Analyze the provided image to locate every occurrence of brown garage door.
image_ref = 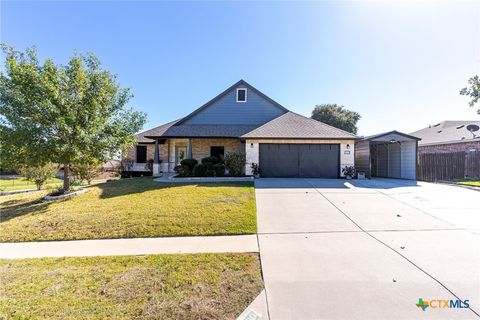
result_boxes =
[259,143,339,178]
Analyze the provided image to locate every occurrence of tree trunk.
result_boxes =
[63,164,70,192]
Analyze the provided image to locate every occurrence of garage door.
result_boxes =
[259,144,339,178]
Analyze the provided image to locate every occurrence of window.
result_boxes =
[236,88,247,102]
[210,146,225,159]
[136,145,147,163]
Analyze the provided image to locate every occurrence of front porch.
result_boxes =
[131,138,243,176]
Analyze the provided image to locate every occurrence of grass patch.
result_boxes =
[0,253,263,319]
[0,177,63,191]
[0,177,256,242]
[456,179,480,187]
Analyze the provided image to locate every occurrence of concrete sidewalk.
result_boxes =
[0,235,259,259]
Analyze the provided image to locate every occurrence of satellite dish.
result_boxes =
[466,124,479,138]
[466,124,479,132]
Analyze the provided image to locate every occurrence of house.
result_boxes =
[410,121,480,154]
[410,121,480,180]
[127,80,357,178]
[354,131,420,180]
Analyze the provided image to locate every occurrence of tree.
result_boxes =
[20,163,57,190]
[224,151,246,177]
[311,104,361,134]
[71,163,103,185]
[460,75,480,114]
[0,45,146,192]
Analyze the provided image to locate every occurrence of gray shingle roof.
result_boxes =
[160,125,258,137]
[361,130,420,142]
[241,112,358,139]
[137,119,180,143]
[410,120,480,146]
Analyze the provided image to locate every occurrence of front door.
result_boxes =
[175,146,187,164]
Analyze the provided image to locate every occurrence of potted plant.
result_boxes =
[251,163,260,178]
[342,165,356,179]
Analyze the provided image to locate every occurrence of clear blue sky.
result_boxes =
[1,1,479,135]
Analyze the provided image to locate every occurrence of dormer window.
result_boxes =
[236,88,247,103]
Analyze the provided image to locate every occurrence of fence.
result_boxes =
[417,151,480,181]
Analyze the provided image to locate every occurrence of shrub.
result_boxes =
[72,163,103,184]
[180,158,198,172]
[224,152,246,177]
[201,156,222,165]
[20,163,57,190]
[213,164,225,177]
[120,158,134,178]
[251,163,260,176]
[174,165,190,177]
[192,163,207,177]
[144,159,154,172]
[342,165,356,178]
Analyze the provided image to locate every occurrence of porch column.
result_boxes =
[153,138,160,176]
[187,138,193,159]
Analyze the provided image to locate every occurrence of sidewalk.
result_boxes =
[0,235,259,259]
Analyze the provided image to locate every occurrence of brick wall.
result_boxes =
[191,138,242,160]
[418,141,480,154]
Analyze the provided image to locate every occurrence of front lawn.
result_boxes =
[0,176,63,191]
[0,177,256,242]
[456,179,480,187]
[0,253,263,319]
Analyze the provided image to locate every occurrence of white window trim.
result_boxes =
[236,88,247,103]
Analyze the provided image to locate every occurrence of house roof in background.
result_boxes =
[242,112,358,139]
[410,120,480,146]
[160,124,258,138]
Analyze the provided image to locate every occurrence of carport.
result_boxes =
[355,131,420,179]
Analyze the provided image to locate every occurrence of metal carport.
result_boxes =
[355,131,421,179]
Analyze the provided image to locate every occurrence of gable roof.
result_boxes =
[361,130,421,142]
[242,112,358,139]
[175,80,289,125]
[410,120,480,146]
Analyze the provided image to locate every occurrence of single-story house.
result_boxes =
[410,120,480,154]
[127,80,357,178]
[354,131,420,180]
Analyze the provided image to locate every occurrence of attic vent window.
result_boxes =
[236,88,247,103]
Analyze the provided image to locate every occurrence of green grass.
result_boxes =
[0,177,63,191]
[456,179,480,187]
[0,253,263,320]
[0,177,257,242]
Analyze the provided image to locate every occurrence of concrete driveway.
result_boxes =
[255,178,480,320]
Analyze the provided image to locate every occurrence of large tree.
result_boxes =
[0,46,146,191]
[311,104,361,134]
[460,75,480,114]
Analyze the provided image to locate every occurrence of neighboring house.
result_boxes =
[410,120,480,154]
[127,80,357,178]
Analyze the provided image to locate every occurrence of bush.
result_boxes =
[192,163,206,177]
[174,165,190,177]
[213,164,225,177]
[342,165,356,178]
[201,156,222,165]
[180,158,198,172]
[224,152,246,177]
[72,163,103,184]
[20,163,57,190]
[144,159,154,172]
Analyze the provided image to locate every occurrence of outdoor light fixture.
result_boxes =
[250,143,254,148]
[346,144,350,149]
[389,139,397,143]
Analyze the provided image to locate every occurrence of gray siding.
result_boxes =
[183,85,286,125]
[388,143,401,178]
[354,140,370,178]
[401,141,417,179]
[376,144,388,177]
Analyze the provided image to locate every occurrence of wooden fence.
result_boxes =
[417,151,480,181]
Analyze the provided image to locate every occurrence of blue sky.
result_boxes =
[1,1,479,135]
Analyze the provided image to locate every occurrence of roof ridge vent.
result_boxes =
[456,125,465,129]
[433,123,441,127]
